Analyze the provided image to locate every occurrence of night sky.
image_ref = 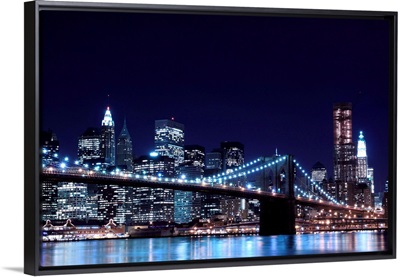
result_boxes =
[40,10,390,192]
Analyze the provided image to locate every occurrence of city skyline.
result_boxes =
[40,10,390,192]
[42,103,387,193]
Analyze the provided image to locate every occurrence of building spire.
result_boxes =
[357,131,367,158]
[119,117,131,138]
[102,106,114,127]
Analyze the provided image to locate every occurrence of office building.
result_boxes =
[116,118,133,171]
[98,184,127,225]
[132,154,175,223]
[311,161,327,183]
[201,142,245,220]
[333,103,357,205]
[41,181,58,221]
[56,182,88,220]
[205,149,223,176]
[368,168,375,193]
[78,127,102,166]
[174,145,205,223]
[357,131,368,183]
[155,119,184,168]
[101,107,116,165]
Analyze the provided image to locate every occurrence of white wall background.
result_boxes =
[0,0,398,276]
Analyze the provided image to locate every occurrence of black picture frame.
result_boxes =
[24,0,397,275]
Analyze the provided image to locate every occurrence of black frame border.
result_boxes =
[24,1,398,275]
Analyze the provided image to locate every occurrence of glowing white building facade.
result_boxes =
[101,107,116,165]
[311,161,327,183]
[357,131,368,183]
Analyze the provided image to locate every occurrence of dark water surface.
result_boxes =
[41,232,388,267]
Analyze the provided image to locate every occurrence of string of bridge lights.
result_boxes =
[293,159,340,205]
[44,156,289,189]
[206,156,287,184]
[46,155,338,206]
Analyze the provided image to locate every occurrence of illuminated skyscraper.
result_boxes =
[202,149,224,219]
[175,145,205,223]
[311,162,327,183]
[368,168,375,193]
[357,131,368,182]
[155,119,184,168]
[333,103,357,205]
[41,130,60,220]
[41,181,58,221]
[101,107,116,165]
[98,184,127,224]
[132,154,175,223]
[354,131,373,207]
[116,118,133,171]
[56,182,88,220]
[78,127,102,166]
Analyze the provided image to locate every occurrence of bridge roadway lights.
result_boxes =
[259,197,296,236]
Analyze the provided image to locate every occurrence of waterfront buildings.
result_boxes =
[41,130,60,221]
[174,145,205,223]
[41,181,58,221]
[201,142,246,220]
[97,184,127,225]
[131,154,175,223]
[56,182,88,220]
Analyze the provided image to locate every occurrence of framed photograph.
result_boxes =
[24,0,397,275]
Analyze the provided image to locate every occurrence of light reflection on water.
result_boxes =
[41,232,388,267]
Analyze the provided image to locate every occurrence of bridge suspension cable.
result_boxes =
[293,159,339,205]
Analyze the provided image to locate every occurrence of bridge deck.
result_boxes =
[41,169,366,213]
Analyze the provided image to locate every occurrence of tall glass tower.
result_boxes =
[101,107,115,166]
[333,102,357,205]
[116,118,133,171]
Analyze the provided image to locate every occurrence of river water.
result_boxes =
[40,231,388,267]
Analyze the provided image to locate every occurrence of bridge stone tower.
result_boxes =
[258,154,296,236]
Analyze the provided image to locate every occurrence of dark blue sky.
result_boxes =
[40,10,391,192]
